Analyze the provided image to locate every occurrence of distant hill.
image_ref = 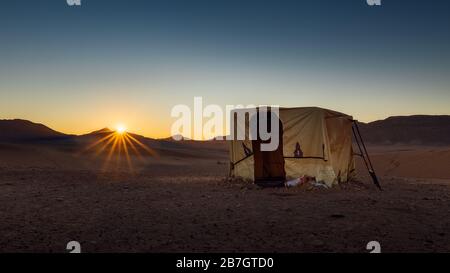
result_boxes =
[84,128,113,135]
[0,119,69,142]
[2,115,449,146]
[159,135,192,141]
[358,115,450,145]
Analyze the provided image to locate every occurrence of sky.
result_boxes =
[0,0,449,138]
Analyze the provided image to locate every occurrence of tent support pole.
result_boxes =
[228,162,234,180]
[352,121,382,190]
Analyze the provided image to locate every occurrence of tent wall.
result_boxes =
[229,107,354,187]
[325,114,355,183]
[229,139,254,180]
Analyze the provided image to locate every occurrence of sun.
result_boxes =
[116,124,127,134]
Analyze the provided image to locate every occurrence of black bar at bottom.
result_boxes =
[0,253,447,272]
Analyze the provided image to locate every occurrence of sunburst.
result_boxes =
[81,127,158,172]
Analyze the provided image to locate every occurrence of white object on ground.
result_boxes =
[310,181,330,189]
[285,178,301,187]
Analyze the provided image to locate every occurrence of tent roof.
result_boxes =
[231,106,353,120]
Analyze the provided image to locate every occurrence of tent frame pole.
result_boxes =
[352,120,382,190]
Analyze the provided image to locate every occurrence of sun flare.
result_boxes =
[116,124,127,134]
[81,124,158,173]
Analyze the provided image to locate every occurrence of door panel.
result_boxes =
[252,111,285,186]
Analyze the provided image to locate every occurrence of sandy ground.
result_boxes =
[0,142,450,253]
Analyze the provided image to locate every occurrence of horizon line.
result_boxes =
[2,112,450,140]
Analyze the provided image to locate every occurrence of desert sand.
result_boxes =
[0,141,450,253]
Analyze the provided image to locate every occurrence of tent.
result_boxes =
[228,107,380,188]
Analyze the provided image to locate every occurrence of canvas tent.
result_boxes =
[228,107,359,188]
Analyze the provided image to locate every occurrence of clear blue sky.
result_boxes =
[0,0,449,137]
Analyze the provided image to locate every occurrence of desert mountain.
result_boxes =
[2,115,449,146]
[85,128,114,135]
[358,115,450,145]
[0,119,69,142]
